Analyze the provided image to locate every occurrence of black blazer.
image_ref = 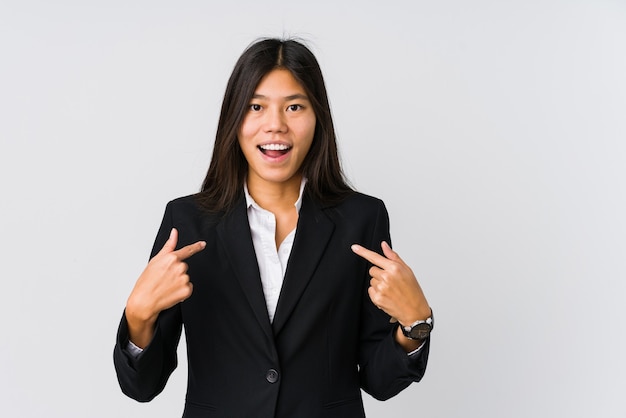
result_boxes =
[114,191,429,417]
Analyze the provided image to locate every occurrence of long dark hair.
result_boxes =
[197,38,352,212]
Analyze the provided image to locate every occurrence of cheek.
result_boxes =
[236,133,253,162]
[298,132,315,161]
[237,128,249,145]
[238,117,257,143]
[299,117,316,146]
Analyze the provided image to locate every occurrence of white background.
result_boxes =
[1,0,625,417]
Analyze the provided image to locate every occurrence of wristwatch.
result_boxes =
[400,309,434,340]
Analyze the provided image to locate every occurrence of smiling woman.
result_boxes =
[197,39,353,214]
[237,68,318,247]
[238,68,316,193]
[113,38,433,418]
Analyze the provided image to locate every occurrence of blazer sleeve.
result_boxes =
[113,202,184,402]
[357,201,430,400]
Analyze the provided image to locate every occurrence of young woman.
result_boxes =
[114,38,433,418]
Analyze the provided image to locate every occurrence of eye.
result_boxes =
[287,104,303,112]
[249,104,262,112]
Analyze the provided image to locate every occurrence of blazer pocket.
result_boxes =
[323,395,362,409]
[322,395,365,418]
[184,400,218,415]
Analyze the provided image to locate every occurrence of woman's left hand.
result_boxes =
[351,241,431,326]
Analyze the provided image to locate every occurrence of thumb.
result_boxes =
[381,241,400,261]
[159,228,178,254]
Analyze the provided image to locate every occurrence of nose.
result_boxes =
[264,106,287,133]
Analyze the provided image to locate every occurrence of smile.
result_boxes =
[258,143,292,158]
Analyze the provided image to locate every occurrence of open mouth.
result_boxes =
[258,143,292,158]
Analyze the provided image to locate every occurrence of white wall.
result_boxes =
[1,1,625,417]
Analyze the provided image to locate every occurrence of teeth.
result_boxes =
[259,144,290,151]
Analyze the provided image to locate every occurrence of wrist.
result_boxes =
[399,308,434,341]
[397,305,432,327]
[394,325,423,352]
[125,294,159,324]
[125,309,157,350]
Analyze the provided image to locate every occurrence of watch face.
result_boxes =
[409,323,432,340]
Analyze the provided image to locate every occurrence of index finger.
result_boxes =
[173,240,206,260]
[351,243,392,269]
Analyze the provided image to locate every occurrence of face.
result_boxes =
[238,68,316,189]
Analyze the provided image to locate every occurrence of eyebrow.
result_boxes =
[251,93,310,101]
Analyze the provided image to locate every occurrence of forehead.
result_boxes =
[253,68,308,98]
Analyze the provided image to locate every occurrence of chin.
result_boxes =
[258,171,300,185]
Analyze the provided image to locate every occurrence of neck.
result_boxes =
[246,174,303,212]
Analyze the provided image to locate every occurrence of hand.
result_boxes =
[351,241,430,326]
[125,228,206,347]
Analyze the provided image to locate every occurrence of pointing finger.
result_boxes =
[351,243,392,269]
[174,240,207,261]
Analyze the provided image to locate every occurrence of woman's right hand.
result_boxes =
[125,228,206,348]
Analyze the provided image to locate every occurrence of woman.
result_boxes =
[114,38,433,417]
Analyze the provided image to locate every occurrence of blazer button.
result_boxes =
[266,369,279,383]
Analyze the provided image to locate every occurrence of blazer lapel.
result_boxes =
[272,194,335,336]
[216,196,274,342]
